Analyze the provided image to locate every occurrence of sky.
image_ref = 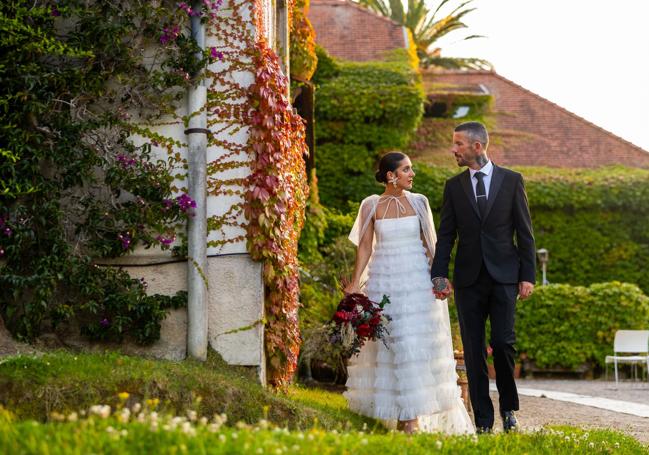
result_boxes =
[433,0,649,152]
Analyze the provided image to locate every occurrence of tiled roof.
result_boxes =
[416,70,649,168]
[307,0,408,62]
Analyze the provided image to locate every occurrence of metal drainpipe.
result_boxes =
[186,1,208,361]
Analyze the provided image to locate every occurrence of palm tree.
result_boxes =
[355,0,491,69]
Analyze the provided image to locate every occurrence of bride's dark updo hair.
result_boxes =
[375,151,408,183]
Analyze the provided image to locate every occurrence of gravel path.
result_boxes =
[486,379,649,444]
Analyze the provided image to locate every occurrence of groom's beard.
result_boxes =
[454,154,468,166]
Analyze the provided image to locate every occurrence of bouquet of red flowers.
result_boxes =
[328,293,391,358]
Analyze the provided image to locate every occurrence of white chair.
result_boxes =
[605,330,649,387]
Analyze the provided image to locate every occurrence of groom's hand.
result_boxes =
[518,281,534,299]
[433,277,453,299]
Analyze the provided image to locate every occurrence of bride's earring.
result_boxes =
[390,176,398,188]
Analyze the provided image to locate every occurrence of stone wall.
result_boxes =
[98,248,266,384]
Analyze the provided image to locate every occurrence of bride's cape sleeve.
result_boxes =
[348,195,379,290]
[348,195,379,247]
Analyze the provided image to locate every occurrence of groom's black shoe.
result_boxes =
[476,426,492,434]
[501,411,518,433]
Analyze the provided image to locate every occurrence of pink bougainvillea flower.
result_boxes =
[117,232,131,250]
[156,234,176,246]
[210,47,224,61]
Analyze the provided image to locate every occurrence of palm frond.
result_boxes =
[421,56,493,71]
[352,0,484,69]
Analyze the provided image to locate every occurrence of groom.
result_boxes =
[431,121,536,433]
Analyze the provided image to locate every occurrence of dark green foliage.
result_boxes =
[0,1,192,343]
[313,47,424,210]
[517,282,649,369]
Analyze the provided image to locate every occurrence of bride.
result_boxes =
[343,151,474,434]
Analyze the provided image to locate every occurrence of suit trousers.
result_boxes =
[455,262,519,429]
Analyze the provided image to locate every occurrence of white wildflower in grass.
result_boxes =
[106,426,115,434]
[435,440,442,449]
[67,412,78,422]
[471,435,479,444]
[169,416,187,430]
[132,403,142,413]
[564,436,571,442]
[307,434,314,441]
[360,439,368,445]
[258,419,270,430]
[199,417,208,426]
[615,443,620,448]
[120,429,128,437]
[181,422,196,436]
[150,412,159,422]
[589,442,595,448]
[256,449,263,454]
[50,412,65,422]
[187,410,197,422]
[232,432,238,439]
[208,423,221,433]
[137,412,146,423]
[362,423,368,431]
[292,445,300,451]
[118,408,131,423]
[90,405,111,419]
[150,422,159,432]
[219,434,227,443]
[296,433,304,440]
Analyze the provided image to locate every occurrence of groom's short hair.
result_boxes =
[455,121,489,149]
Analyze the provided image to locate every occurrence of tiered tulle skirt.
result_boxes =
[343,216,474,434]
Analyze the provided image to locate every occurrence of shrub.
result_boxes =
[516,282,649,370]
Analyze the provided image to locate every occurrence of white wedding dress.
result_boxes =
[343,214,474,434]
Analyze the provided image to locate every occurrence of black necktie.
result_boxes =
[475,171,487,218]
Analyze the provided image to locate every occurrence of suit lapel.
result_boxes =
[459,169,480,219]
[483,164,504,223]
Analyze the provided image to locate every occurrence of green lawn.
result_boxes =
[0,351,646,454]
[0,350,377,431]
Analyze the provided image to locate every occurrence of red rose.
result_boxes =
[334,310,353,322]
[356,323,371,338]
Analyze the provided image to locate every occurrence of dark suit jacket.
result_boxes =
[430,164,536,288]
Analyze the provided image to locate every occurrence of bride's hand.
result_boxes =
[344,283,361,295]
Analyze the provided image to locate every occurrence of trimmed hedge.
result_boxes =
[313,46,424,210]
[516,282,649,369]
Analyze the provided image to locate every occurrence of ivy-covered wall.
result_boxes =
[312,46,425,211]
[0,0,198,344]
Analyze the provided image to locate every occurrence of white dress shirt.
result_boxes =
[469,160,493,201]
